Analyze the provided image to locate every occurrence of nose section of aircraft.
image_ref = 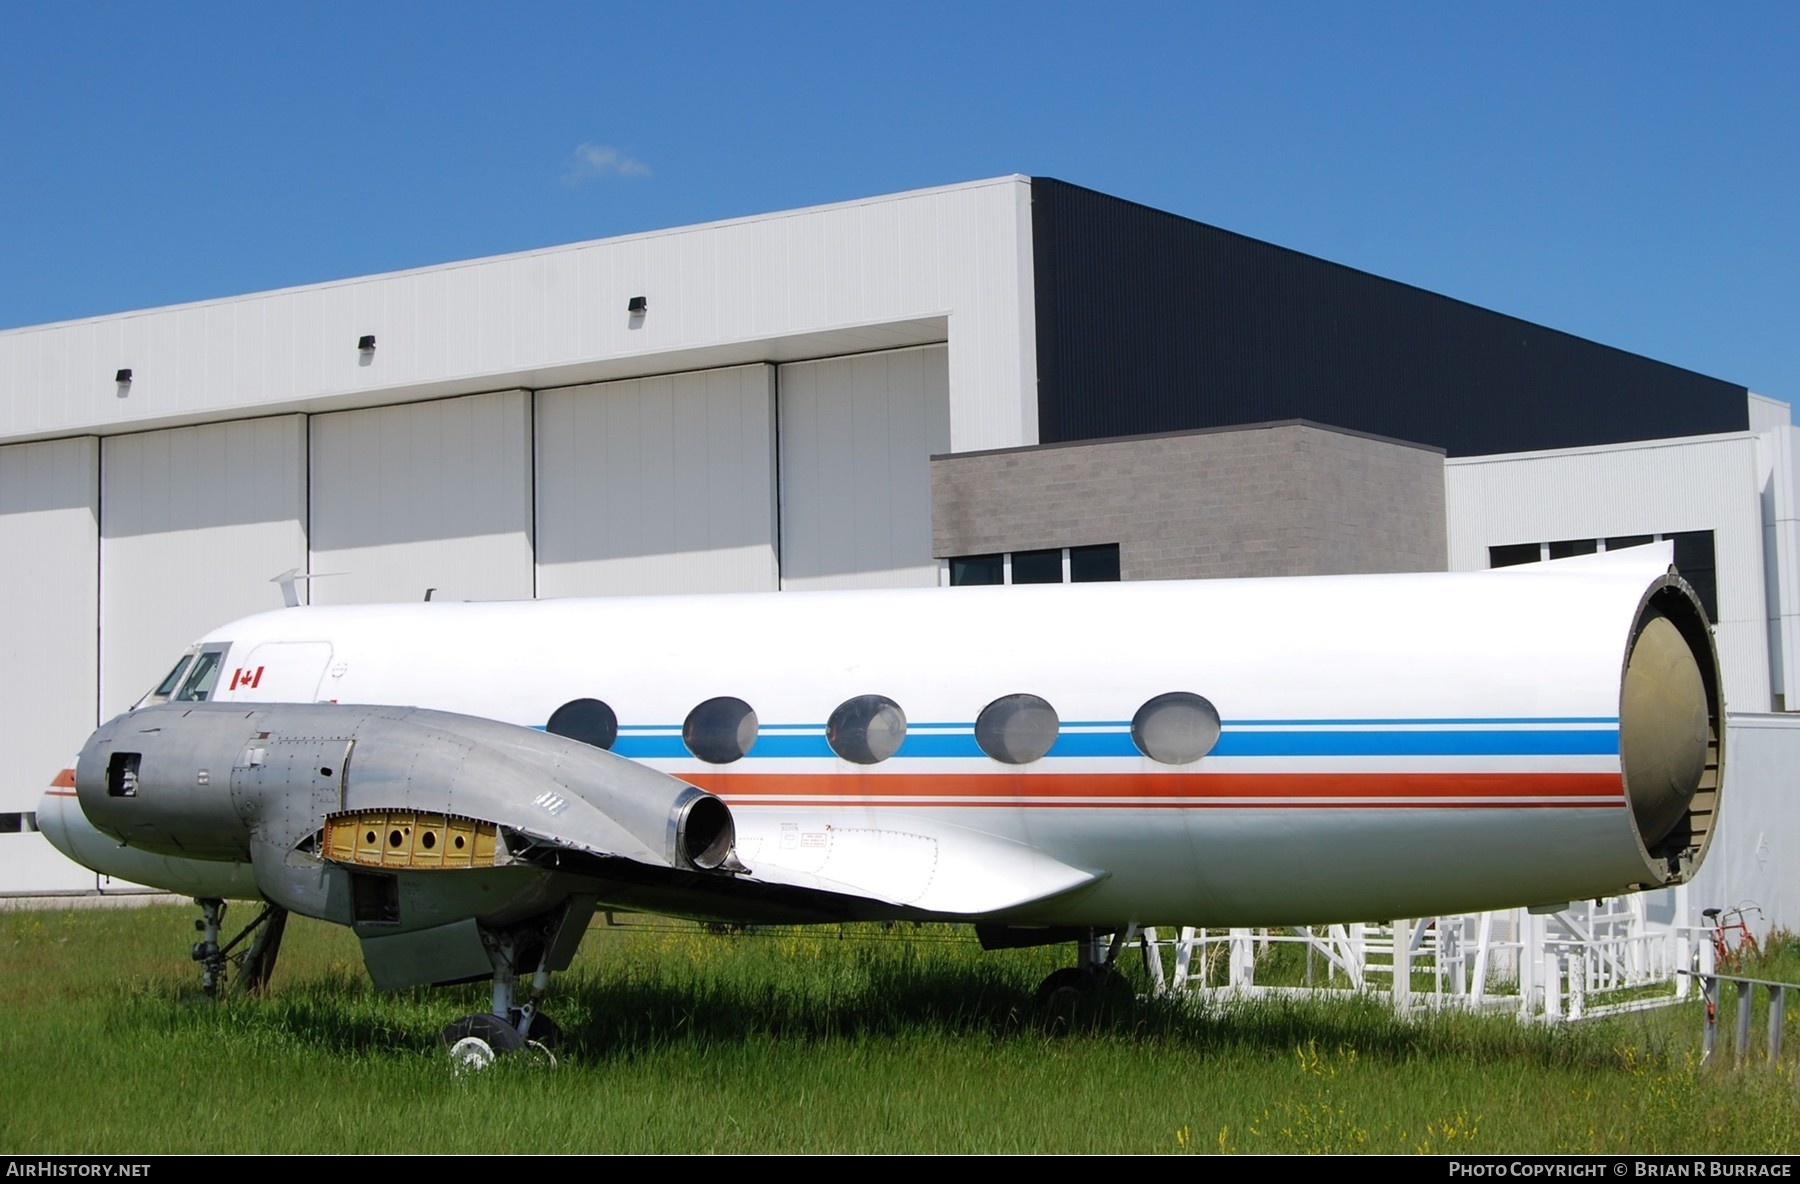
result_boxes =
[36,768,82,864]
[36,755,263,899]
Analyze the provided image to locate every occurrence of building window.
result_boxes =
[1487,532,1718,621]
[1010,549,1063,585]
[1069,544,1122,583]
[1488,543,1542,569]
[1546,539,1597,560]
[946,545,1121,586]
[949,554,1004,586]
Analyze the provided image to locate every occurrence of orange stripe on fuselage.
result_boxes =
[684,771,1623,803]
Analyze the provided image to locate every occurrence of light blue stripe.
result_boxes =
[610,735,691,759]
[892,734,985,758]
[905,728,1623,760]
[1046,732,1136,758]
[551,721,1620,760]
[1212,729,1619,757]
[1225,717,1620,727]
[743,733,834,758]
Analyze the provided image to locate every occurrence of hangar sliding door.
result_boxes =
[535,365,778,598]
[310,391,534,605]
[100,417,308,718]
[778,345,949,590]
[0,438,99,890]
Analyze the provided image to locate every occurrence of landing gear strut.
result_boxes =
[441,930,560,1070]
[191,898,290,997]
[1034,926,1138,1019]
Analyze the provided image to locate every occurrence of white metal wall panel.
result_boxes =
[1694,713,1800,933]
[779,345,950,591]
[0,177,1036,453]
[1445,434,1772,711]
[536,366,777,597]
[1747,392,1790,433]
[100,417,308,718]
[310,391,533,604]
[1756,426,1800,704]
[0,437,97,813]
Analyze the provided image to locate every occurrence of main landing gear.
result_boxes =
[1034,926,1138,1021]
[191,898,289,997]
[441,930,561,1071]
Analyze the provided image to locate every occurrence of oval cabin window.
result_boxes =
[1131,692,1222,764]
[684,697,759,764]
[546,698,619,750]
[827,694,908,764]
[974,693,1059,765]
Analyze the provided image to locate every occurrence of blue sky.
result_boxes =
[4,3,1795,404]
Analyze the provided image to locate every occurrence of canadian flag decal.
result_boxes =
[229,666,265,691]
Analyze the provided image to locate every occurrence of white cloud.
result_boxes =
[563,142,652,184]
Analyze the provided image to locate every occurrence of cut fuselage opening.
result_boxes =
[1618,575,1723,883]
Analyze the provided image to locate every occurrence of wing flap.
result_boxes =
[734,824,1104,916]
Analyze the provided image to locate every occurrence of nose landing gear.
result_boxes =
[190,898,290,997]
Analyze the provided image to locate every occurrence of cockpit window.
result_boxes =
[174,649,228,702]
[152,655,194,699]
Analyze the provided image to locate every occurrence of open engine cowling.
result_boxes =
[74,701,739,921]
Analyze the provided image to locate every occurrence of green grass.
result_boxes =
[1,905,1796,1154]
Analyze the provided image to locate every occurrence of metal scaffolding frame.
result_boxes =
[1139,886,1699,1022]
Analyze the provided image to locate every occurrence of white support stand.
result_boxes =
[1139,884,1691,1023]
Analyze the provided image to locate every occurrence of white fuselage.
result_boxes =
[40,552,1719,927]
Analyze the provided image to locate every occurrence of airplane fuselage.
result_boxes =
[41,554,1723,936]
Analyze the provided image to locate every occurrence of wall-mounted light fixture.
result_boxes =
[357,335,377,353]
[115,368,133,383]
[627,296,648,314]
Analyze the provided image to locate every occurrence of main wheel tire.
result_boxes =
[521,1011,563,1048]
[1034,967,1093,1011]
[442,1012,526,1055]
[1033,967,1135,1022]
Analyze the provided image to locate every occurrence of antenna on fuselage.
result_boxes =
[269,568,346,609]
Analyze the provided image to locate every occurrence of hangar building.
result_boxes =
[1,175,1791,927]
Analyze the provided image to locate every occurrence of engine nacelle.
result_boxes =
[75,702,739,880]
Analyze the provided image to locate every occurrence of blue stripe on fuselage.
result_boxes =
[566,722,1619,760]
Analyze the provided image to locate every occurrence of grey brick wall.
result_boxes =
[930,421,1446,579]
